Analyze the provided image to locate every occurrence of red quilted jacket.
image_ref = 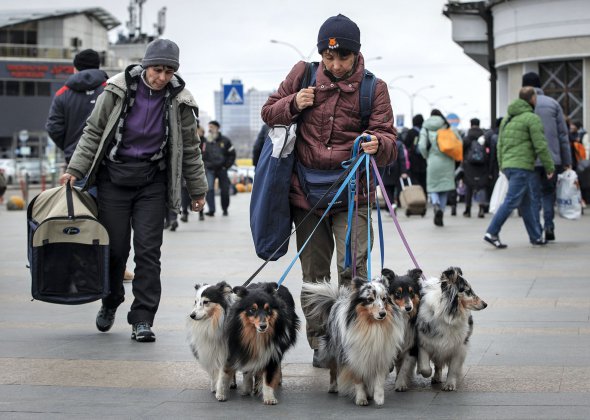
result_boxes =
[261,53,397,210]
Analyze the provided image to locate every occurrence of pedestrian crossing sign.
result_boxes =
[223,83,244,105]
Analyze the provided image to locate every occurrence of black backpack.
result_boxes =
[467,136,486,165]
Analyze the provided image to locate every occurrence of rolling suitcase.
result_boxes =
[399,178,427,217]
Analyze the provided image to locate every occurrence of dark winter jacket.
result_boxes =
[203,134,236,170]
[403,126,426,174]
[532,88,571,167]
[46,69,108,162]
[261,53,397,210]
[252,124,270,167]
[462,127,490,189]
[380,141,408,186]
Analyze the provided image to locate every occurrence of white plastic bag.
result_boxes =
[489,172,508,214]
[556,169,582,219]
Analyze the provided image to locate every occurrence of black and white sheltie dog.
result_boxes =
[416,267,487,391]
[186,281,236,392]
[301,277,405,406]
[381,268,423,392]
[217,282,299,405]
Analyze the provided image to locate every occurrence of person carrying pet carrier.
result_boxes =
[261,14,396,366]
[61,38,208,342]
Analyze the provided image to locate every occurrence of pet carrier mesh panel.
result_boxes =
[27,184,109,304]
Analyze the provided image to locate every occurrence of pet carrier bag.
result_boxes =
[27,183,109,304]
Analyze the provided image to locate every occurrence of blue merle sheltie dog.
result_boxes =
[301,277,405,406]
[216,282,299,405]
[381,268,423,392]
[186,281,236,392]
[416,267,487,391]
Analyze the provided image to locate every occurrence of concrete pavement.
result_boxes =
[1,188,589,419]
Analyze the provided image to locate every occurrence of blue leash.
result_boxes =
[277,153,369,288]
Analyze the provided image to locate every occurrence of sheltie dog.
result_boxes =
[381,268,423,392]
[186,281,236,392]
[416,267,487,391]
[217,282,299,405]
[301,277,405,406]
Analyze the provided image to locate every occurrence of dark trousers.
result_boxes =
[97,178,166,325]
[533,165,562,231]
[205,167,230,214]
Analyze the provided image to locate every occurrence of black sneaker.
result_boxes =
[131,321,156,342]
[170,221,178,232]
[205,211,215,217]
[434,208,444,226]
[180,213,188,223]
[531,238,548,246]
[222,210,228,216]
[545,228,555,241]
[199,211,205,221]
[96,305,117,332]
[484,233,507,249]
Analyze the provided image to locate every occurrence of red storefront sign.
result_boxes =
[5,64,74,79]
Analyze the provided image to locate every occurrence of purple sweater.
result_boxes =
[117,78,166,160]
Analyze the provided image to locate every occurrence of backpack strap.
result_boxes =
[302,63,376,131]
[359,69,376,131]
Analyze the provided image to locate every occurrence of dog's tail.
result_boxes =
[301,281,341,327]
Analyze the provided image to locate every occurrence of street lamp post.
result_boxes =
[390,84,435,119]
[270,39,315,60]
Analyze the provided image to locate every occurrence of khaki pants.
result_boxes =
[293,206,373,349]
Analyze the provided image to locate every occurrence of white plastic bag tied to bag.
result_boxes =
[489,172,508,214]
[556,169,582,219]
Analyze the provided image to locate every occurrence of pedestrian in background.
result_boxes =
[203,120,236,216]
[522,72,571,241]
[60,38,207,342]
[484,87,554,248]
[462,118,490,218]
[252,123,270,168]
[418,109,460,226]
[261,14,396,365]
[403,114,427,193]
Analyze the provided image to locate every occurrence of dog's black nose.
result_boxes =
[405,305,413,312]
[379,311,386,318]
[258,323,267,331]
[190,313,196,319]
[482,301,488,309]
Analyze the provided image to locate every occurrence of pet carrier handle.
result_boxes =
[65,182,75,219]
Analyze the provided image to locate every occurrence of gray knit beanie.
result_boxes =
[142,39,180,71]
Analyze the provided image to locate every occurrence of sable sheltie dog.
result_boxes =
[416,267,487,391]
[301,277,405,406]
[381,268,423,392]
[217,282,299,405]
[186,281,236,392]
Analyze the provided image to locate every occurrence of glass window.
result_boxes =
[37,82,50,96]
[9,30,25,45]
[23,81,35,96]
[5,81,19,96]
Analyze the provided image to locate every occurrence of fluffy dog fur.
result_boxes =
[186,281,236,392]
[217,282,299,405]
[301,277,405,406]
[416,267,487,391]
[381,268,423,392]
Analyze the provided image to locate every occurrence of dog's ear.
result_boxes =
[376,275,389,289]
[261,282,277,295]
[194,283,203,291]
[442,267,462,283]
[381,268,396,282]
[408,268,423,282]
[233,286,249,298]
[218,281,234,296]
[351,277,367,291]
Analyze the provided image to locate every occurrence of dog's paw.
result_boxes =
[328,383,338,393]
[215,392,227,402]
[240,388,252,396]
[394,381,408,392]
[441,381,457,391]
[263,397,278,405]
[355,397,369,406]
[374,396,384,406]
[230,382,237,389]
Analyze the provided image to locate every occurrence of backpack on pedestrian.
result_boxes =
[27,183,110,304]
[466,135,487,165]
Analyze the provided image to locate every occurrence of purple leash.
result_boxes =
[370,157,423,274]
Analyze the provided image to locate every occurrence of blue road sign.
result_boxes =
[223,83,244,105]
